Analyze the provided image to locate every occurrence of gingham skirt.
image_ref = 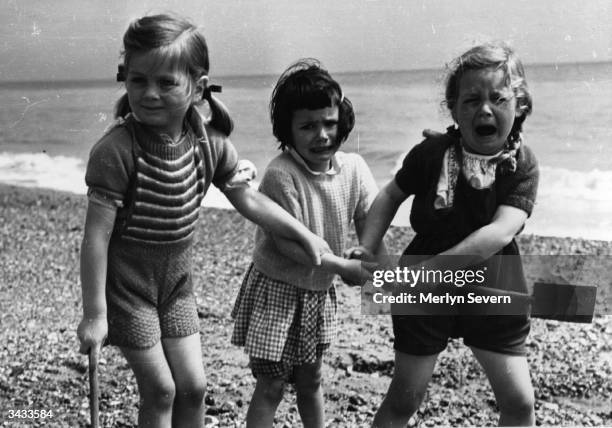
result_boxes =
[231,264,337,365]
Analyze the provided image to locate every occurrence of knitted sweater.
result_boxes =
[252,150,378,291]
[394,131,539,238]
[85,114,239,244]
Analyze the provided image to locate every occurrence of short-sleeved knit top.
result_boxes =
[394,130,539,292]
[252,150,378,291]
[85,112,239,245]
[394,131,538,245]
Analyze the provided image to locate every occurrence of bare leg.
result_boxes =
[294,360,324,428]
[372,351,439,428]
[246,376,285,428]
[121,343,175,428]
[163,334,207,428]
[470,346,535,426]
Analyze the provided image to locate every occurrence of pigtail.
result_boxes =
[203,87,234,136]
[114,93,131,119]
[491,108,527,174]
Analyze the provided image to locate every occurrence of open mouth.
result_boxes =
[475,124,497,136]
[310,146,333,154]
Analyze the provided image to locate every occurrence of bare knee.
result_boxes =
[295,366,322,396]
[257,377,285,404]
[387,385,425,417]
[175,375,207,408]
[142,379,176,410]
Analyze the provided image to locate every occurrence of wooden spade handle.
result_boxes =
[89,348,100,428]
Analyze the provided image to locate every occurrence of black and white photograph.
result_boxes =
[1,0,611,426]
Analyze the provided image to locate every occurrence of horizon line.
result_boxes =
[1,59,610,88]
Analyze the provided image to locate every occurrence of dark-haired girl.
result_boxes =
[231,58,378,427]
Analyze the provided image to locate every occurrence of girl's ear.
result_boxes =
[194,75,209,100]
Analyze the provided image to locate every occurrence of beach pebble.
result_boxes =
[204,415,219,426]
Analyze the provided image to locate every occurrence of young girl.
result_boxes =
[76,15,329,428]
[354,43,539,426]
[231,59,378,427]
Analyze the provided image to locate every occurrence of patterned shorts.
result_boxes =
[231,265,337,374]
[106,239,200,349]
[249,344,328,383]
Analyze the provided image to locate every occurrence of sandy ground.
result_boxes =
[0,184,611,427]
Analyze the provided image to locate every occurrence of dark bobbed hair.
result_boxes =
[270,58,355,150]
[444,42,533,144]
[114,14,233,136]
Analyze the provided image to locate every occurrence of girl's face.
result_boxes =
[290,106,339,172]
[126,52,204,140]
[452,67,520,155]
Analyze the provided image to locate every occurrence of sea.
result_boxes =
[1,62,611,240]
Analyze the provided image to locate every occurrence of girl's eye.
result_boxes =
[463,97,479,105]
[128,76,146,84]
[494,96,508,105]
[324,120,338,128]
[160,79,179,88]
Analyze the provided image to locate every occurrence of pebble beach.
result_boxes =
[0,183,611,427]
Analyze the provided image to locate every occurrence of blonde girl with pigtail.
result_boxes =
[77,14,329,427]
[351,42,539,426]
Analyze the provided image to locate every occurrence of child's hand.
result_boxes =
[422,128,444,139]
[344,245,376,262]
[302,232,332,266]
[225,159,257,189]
[340,258,378,286]
[77,316,108,355]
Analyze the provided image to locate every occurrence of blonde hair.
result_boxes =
[114,14,233,135]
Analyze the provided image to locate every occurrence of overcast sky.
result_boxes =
[2,0,611,81]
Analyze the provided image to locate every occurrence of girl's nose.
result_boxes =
[143,84,160,99]
[478,101,493,116]
[317,126,329,141]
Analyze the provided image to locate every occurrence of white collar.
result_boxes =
[287,147,341,176]
[461,146,503,161]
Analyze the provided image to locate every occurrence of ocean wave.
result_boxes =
[539,166,612,202]
[1,151,610,240]
[2,152,610,202]
[0,152,241,210]
[0,152,87,195]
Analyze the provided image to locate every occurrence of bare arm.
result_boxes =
[271,235,374,285]
[224,185,329,265]
[354,216,389,257]
[358,179,408,255]
[422,204,527,270]
[447,205,526,257]
[354,182,526,271]
[77,201,116,354]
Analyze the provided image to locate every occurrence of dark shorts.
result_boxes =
[249,344,328,383]
[392,314,530,356]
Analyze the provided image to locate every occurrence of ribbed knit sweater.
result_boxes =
[85,114,239,244]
